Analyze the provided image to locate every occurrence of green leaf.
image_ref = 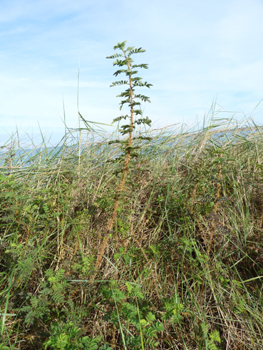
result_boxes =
[209,330,221,343]
[113,59,129,67]
[106,53,123,59]
[56,333,69,349]
[110,80,129,87]
[125,282,133,293]
[133,94,151,102]
[126,70,138,76]
[155,322,165,332]
[113,41,127,50]
[146,312,155,322]
[134,117,152,126]
[127,48,146,56]
[134,110,143,116]
[112,115,129,123]
[140,319,148,327]
[4,192,13,199]
[116,91,130,98]
[131,76,142,81]
[0,345,10,350]
[113,69,127,77]
[131,63,149,69]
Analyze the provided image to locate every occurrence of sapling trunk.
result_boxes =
[90,41,152,281]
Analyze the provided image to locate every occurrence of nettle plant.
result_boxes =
[92,41,152,278]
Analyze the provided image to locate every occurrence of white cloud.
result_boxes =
[0,0,262,145]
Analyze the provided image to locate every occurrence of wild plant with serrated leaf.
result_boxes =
[91,41,152,280]
[17,269,70,326]
[44,321,103,350]
[101,282,165,349]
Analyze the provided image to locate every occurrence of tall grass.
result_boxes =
[1,112,263,349]
[1,42,263,349]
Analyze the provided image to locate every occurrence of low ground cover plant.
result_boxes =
[0,41,263,349]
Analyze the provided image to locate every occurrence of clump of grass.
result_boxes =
[0,42,263,349]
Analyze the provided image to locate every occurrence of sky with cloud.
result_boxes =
[1,0,263,145]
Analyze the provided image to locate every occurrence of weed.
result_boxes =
[91,41,152,281]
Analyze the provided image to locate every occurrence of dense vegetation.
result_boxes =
[0,42,263,349]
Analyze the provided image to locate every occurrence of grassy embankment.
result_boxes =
[1,116,263,350]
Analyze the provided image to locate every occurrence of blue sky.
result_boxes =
[1,0,263,145]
